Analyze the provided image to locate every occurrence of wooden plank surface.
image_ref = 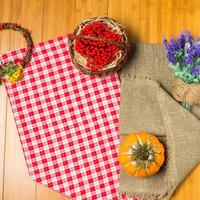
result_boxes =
[2,1,43,200]
[0,0,200,199]
[0,1,12,200]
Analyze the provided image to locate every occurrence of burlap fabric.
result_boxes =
[119,44,200,200]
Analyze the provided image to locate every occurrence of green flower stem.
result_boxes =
[181,102,191,110]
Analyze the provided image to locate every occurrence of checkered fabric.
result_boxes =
[1,35,137,200]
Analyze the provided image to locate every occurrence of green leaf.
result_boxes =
[195,57,200,65]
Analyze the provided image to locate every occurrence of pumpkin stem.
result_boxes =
[138,150,149,160]
[132,145,150,161]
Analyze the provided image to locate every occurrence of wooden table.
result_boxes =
[0,0,200,200]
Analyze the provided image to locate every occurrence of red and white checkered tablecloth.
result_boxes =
[1,35,137,200]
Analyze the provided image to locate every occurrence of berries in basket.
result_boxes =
[69,16,129,76]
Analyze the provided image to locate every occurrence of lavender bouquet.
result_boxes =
[163,31,200,108]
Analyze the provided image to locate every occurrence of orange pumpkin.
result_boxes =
[118,132,165,177]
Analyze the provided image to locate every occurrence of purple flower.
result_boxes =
[184,46,196,65]
[163,38,169,49]
[178,31,193,49]
[163,30,198,65]
[167,52,177,64]
[163,36,182,64]
[177,34,186,49]
[181,30,193,43]
[192,65,200,75]
[195,44,200,55]
[163,30,200,83]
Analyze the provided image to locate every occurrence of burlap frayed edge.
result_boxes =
[122,74,160,88]
[157,86,178,187]
[120,191,160,200]
[157,85,178,200]
[120,77,178,200]
[120,189,174,200]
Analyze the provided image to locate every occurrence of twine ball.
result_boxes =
[69,16,129,76]
[172,79,200,105]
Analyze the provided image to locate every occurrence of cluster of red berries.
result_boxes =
[74,21,122,71]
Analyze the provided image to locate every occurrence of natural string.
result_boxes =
[172,79,200,106]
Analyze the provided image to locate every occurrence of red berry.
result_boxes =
[74,21,122,71]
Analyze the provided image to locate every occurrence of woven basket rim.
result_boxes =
[69,16,129,76]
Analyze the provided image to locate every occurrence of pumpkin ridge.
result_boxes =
[119,132,165,177]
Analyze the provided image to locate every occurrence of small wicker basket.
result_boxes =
[69,16,129,76]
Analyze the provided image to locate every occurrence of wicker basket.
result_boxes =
[69,16,129,76]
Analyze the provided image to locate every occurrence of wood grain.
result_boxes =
[0,0,200,199]
[42,0,76,40]
[75,0,108,25]
[0,1,11,200]
[3,1,43,200]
